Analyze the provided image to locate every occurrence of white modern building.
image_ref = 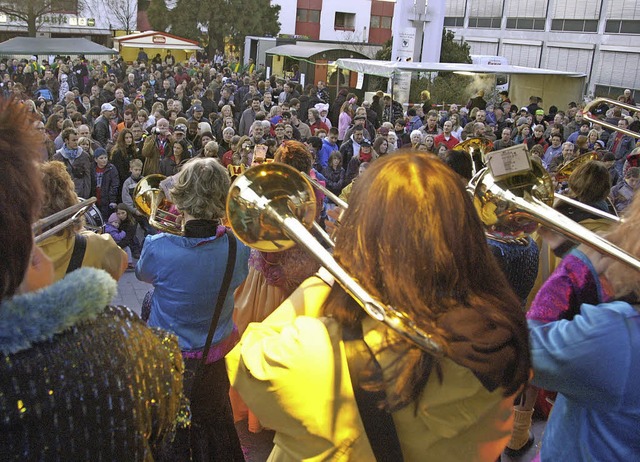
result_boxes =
[443,0,640,98]
[273,0,640,99]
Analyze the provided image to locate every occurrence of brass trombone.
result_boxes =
[583,97,640,138]
[226,163,443,356]
[33,197,97,243]
[468,162,640,272]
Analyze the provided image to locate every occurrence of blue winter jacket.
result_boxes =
[529,301,640,461]
[136,232,250,351]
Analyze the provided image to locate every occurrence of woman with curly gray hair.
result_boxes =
[136,157,250,461]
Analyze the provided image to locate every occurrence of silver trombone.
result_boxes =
[226,163,443,356]
[33,197,97,244]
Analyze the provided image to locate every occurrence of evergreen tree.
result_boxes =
[146,0,280,59]
[146,0,170,32]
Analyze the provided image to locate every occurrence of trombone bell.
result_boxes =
[226,163,317,252]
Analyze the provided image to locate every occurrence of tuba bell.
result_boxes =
[133,174,184,235]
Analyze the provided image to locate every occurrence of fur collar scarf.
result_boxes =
[0,267,116,355]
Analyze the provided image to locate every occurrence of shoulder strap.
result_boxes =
[342,323,404,461]
[199,230,237,368]
[66,233,87,274]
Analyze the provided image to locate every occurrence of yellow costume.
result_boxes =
[38,229,127,282]
[227,276,516,461]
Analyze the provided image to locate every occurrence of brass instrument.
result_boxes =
[468,163,640,272]
[133,174,184,235]
[455,137,494,175]
[554,194,622,224]
[33,197,97,244]
[583,97,640,138]
[226,163,443,355]
[554,151,599,184]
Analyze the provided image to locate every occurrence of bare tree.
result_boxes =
[81,0,137,33]
[0,0,57,36]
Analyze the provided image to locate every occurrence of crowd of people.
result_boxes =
[1,50,640,461]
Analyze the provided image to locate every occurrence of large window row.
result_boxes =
[506,17,546,30]
[467,17,502,29]
[605,20,640,34]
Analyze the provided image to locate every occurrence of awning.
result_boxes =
[114,31,202,51]
[0,37,116,55]
[334,58,586,78]
[267,43,366,59]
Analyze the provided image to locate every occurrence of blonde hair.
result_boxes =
[592,194,640,299]
[170,158,229,220]
[39,161,83,231]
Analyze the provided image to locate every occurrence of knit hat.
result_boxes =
[516,117,529,127]
[108,213,119,225]
[535,109,544,116]
[94,147,108,159]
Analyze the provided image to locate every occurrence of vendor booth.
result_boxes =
[113,31,202,64]
[334,58,587,109]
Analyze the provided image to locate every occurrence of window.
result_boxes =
[595,85,637,100]
[370,15,392,29]
[506,17,546,30]
[468,17,502,29]
[335,12,356,30]
[605,20,640,34]
[296,9,320,23]
[550,19,598,32]
[444,17,465,27]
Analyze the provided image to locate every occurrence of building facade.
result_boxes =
[272,0,394,45]
[443,0,640,98]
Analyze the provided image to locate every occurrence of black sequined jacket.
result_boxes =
[0,267,184,461]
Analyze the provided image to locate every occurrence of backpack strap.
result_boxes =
[198,230,238,368]
[66,233,87,274]
[342,323,404,461]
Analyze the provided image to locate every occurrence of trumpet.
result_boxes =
[583,97,640,138]
[33,197,97,244]
[226,163,443,356]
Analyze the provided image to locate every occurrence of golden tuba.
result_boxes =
[133,174,184,235]
[468,160,640,271]
[226,162,443,355]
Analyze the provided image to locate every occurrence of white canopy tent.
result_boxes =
[334,58,587,108]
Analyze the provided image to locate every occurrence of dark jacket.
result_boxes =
[53,148,94,199]
[110,146,142,193]
[95,162,120,218]
[322,165,345,197]
[92,115,112,148]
